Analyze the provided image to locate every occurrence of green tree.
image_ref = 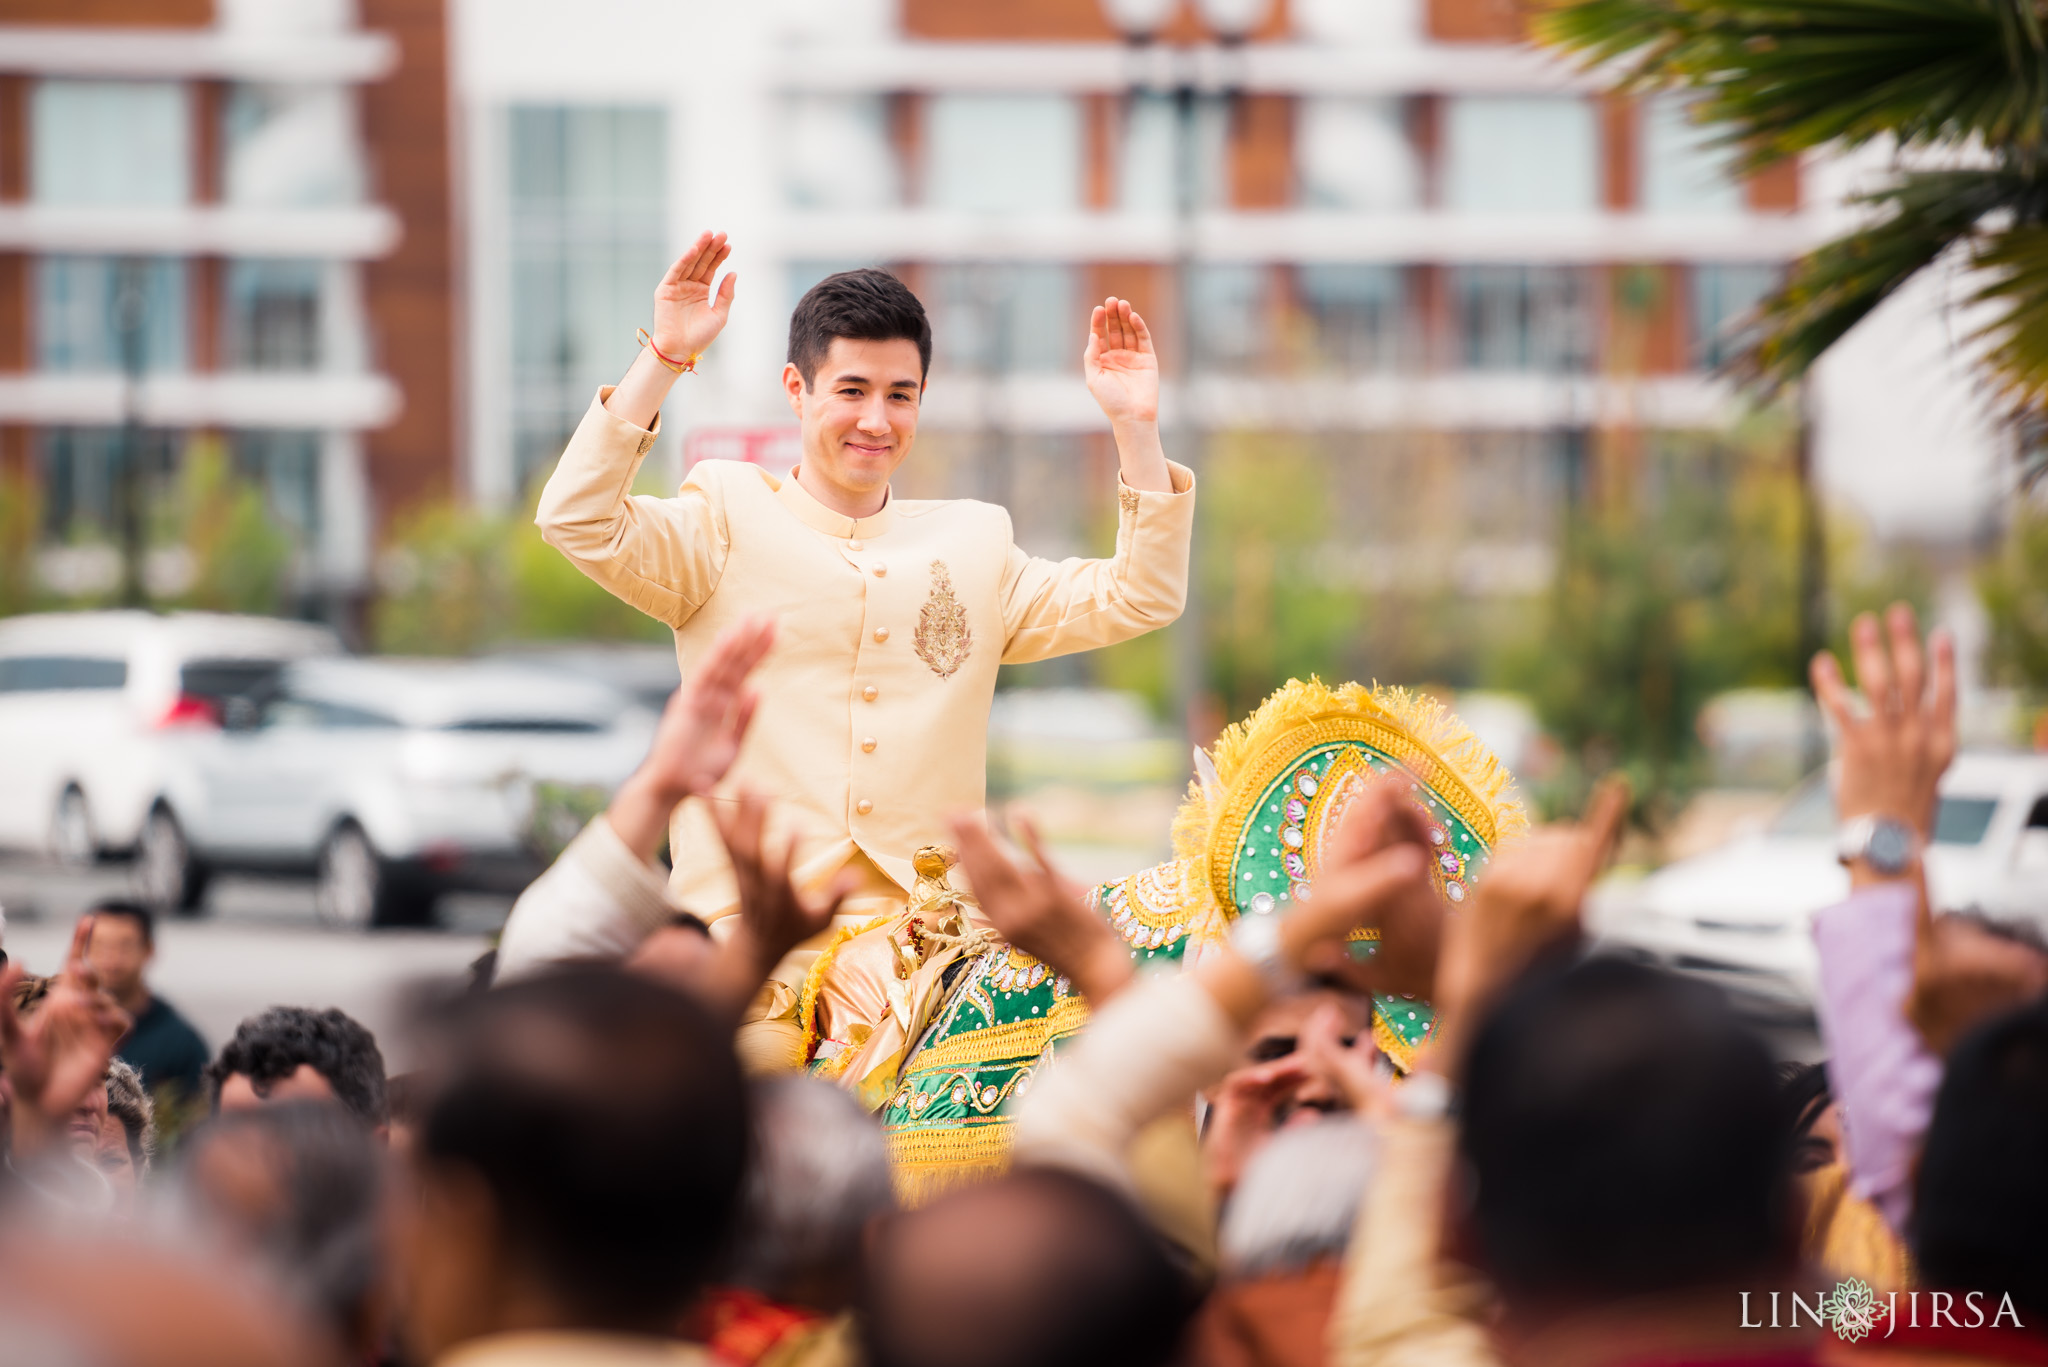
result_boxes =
[0,467,39,616]
[372,498,666,655]
[172,441,292,615]
[1535,0,2048,410]
[1980,502,2048,687]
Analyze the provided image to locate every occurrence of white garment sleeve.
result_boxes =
[1010,970,1244,1194]
[494,816,680,984]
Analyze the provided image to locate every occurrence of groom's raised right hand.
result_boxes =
[650,230,738,361]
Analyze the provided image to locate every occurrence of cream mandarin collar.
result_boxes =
[773,466,893,540]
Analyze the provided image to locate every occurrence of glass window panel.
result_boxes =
[782,95,899,210]
[36,427,179,538]
[506,105,668,493]
[1297,98,1418,212]
[223,84,364,207]
[1641,97,1742,215]
[1118,93,1228,212]
[1189,264,1274,371]
[925,95,1080,214]
[37,257,187,372]
[1297,264,1410,371]
[33,80,190,206]
[225,259,323,371]
[230,429,322,534]
[928,263,1077,374]
[1449,265,1595,372]
[1443,97,1597,214]
[1690,263,1780,368]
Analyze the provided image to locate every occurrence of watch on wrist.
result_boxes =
[1836,814,1922,877]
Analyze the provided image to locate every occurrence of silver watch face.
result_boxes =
[1867,819,1915,875]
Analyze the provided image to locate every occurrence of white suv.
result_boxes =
[146,657,656,928]
[0,611,341,866]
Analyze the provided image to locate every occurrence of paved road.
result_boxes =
[0,858,505,1073]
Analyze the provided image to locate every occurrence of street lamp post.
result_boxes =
[112,257,151,608]
[1099,0,1270,748]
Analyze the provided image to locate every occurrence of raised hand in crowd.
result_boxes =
[607,229,738,430]
[706,790,853,1014]
[1423,776,1629,1077]
[607,615,775,862]
[1810,602,1956,880]
[1081,297,1174,494]
[951,813,1136,1006]
[1291,775,1447,1000]
[0,915,131,1163]
[1908,914,2048,1058]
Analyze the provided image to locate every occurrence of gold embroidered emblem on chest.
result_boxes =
[913,559,973,678]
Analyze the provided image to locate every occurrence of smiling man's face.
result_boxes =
[783,335,924,513]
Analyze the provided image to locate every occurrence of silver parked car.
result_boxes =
[1591,752,2048,1018]
[144,657,657,928]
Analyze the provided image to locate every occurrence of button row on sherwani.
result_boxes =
[873,626,889,642]
[862,685,878,702]
[856,799,874,815]
[848,539,864,551]
[872,563,887,577]
[861,736,877,752]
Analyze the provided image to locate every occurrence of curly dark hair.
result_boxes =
[206,1006,388,1126]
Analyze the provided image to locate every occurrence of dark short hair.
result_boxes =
[419,967,748,1331]
[207,1006,388,1126]
[89,899,154,948]
[787,268,931,389]
[1915,999,2048,1323]
[1459,956,1795,1302]
[862,1167,1198,1367]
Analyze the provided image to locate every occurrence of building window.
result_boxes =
[37,427,179,538]
[36,257,188,372]
[927,264,1077,375]
[33,80,190,206]
[1296,99,1419,212]
[506,105,668,492]
[1449,266,1595,372]
[924,96,1080,214]
[781,95,898,210]
[225,260,322,370]
[1641,97,1743,215]
[1189,265,1275,372]
[231,429,322,535]
[223,84,365,207]
[1442,97,1598,214]
[1117,93,1229,212]
[1691,263,1781,369]
[1297,264,1411,371]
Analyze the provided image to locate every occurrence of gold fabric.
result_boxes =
[536,388,1196,922]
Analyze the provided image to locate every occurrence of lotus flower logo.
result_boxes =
[1819,1278,1889,1343]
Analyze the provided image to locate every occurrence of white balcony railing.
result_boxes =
[0,24,397,82]
[0,204,401,260]
[0,372,402,430]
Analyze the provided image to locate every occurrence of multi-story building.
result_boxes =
[0,0,453,618]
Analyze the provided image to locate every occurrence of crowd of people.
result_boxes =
[3,603,2047,1367]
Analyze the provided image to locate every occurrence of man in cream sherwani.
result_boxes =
[534,231,1193,1080]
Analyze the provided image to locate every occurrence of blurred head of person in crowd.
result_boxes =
[861,1166,1198,1367]
[1914,999,2048,1327]
[1202,990,1375,1203]
[98,1057,155,1202]
[208,1005,387,1132]
[88,900,210,1104]
[1779,1061,1840,1176]
[173,1099,387,1361]
[396,965,748,1363]
[695,1074,893,1357]
[1459,956,1797,1342]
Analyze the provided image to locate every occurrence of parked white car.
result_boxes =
[1591,752,2048,1018]
[144,657,656,928]
[0,611,341,864]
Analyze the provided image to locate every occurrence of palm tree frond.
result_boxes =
[1735,169,2020,389]
[1971,223,2048,405]
[1533,0,2048,162]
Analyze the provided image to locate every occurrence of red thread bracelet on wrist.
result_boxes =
[636,327,700,374]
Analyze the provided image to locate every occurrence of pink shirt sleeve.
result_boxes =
[1810,881,1942,1232]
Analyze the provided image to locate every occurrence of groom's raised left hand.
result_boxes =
[1084,297,1159,428]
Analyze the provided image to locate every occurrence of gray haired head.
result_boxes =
[1217,1118,1376,1280]
[725,1074,896,1302]
[104,1058,155,1176]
